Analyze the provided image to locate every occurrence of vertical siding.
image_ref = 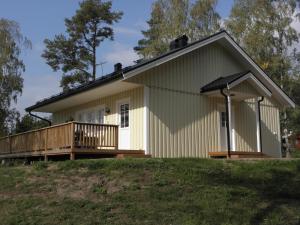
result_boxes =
[52,87,144,150]
[234,97,281,157]
[231,81,260,96]
[130,43,244,93]
[129,43,244,157]
[234,99,257,152]
[149,87,220,158]
[260,98,281,157]
[127,42,282,158]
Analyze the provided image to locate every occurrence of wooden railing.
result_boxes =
[0,122,119,156]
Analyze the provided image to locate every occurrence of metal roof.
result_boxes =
[201,71,250,93]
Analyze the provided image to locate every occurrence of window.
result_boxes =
[221,112,227,127]
[76,107,105,124]
[120,103,129,128]
[97,109,105,124]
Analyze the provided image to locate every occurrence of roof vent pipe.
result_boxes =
[114,63,122,72]
[169,35,189,50]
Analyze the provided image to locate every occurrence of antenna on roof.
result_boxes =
[97,61,107,77]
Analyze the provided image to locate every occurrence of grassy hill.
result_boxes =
[0,158,300,225]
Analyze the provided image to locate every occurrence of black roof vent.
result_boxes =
[114,63,122,72]
[170,35,189,50]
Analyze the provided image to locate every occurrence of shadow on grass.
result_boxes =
[205,160,300,224]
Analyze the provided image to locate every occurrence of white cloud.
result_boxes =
[114,26,141,37]
[104,42,139,66]
[14,73,61,116]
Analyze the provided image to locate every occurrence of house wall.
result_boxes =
[52,87,144,150]
[128,42,282,157]
[130,43,240,157]
[234,97,281,157]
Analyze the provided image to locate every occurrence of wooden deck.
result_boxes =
[208,151,268,159]
[0,122,149,160]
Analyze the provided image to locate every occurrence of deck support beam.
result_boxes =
[70,153,75,160]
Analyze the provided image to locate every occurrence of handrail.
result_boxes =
[0,122,119,156]
[0,121,118,139]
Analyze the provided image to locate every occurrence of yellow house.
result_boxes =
[0,31,294,160]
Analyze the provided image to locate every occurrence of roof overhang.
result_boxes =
[29,80,141,113]
[122,31,295,108]
[228,72,272,97]
[201,72,272,101]
[27,30,295,113]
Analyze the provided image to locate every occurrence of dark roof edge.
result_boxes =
[26,30,228,112]
[25,72,123,112]
[26,29,295,111]
[200,71,250,93]
[223,30,296,106]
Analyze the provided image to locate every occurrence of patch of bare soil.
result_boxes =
[54,174,131,201]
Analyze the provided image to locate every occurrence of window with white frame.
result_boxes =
[76,107,105,124]
[120,103,129,128]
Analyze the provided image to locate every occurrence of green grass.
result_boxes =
[0,158,300,225]
[291,149,300,158]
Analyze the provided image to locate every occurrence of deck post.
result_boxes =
[44,128,48,161]
[70,122,75,160]
[8,134,12,154]
[70,153,75,160]
[70,122,75,150]
[115,126,119,150]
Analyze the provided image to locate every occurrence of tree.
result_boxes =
[0,19,31,136]
[134,0,191,59]
[15,114,49,134]
[134,0,221,59]
[225,0,300,138]
[225,0,299,87]
[42,0,123,91]
[189,0,221,40]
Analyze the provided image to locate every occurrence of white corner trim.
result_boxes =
[143,86,150,154]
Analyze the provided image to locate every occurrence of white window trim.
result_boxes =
[218,104,236,152]
[115,98,130,128]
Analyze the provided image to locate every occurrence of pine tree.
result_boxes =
[42,0,123,91]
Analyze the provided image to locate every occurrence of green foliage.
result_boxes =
[14,114,49,134]
[225,0,300,133]
[0,19,31,136]
[134,0,221,59]
[42,0,123,91]
[0,159,300,224]
[189,0,220,40]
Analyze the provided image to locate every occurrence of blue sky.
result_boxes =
[0,0,233,115]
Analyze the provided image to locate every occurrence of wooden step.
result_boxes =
[209,151,268,159]
[116,153,151,159]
